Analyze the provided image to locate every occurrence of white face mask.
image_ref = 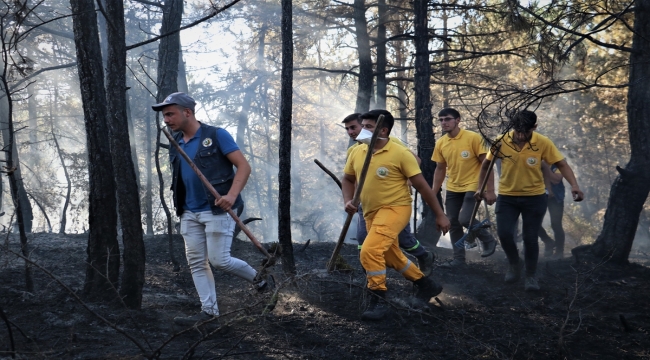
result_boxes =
[355,128,386,145]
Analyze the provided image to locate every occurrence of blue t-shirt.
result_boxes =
[179,128,240,212]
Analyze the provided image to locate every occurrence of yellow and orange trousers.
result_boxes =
[360,205,424,291]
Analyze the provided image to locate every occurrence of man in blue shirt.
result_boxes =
[152,93,269,327]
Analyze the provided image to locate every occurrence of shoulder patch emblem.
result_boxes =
[202,138,213,147]
[376,167,389,178]
[460,150,470,158]
[526,157,538,166]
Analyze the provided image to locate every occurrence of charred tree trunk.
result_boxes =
[0,64,33,292]
[375,0,387,109]
[51,112,71,235]
[50,88,70,233]
[70,0,120,301]
[178,49,189,94]
[155,0,184,271]
[125,92,141,190]
[353,0,372,113]
[279,0,295,274]
[145,109,154,235]
[27,84,37,162]
[575,1,650,264]
[413,0,441,247]
[105,0,146,309]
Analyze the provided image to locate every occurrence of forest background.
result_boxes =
[0,0,648,287]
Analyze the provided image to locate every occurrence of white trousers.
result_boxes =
[180,210,257,315]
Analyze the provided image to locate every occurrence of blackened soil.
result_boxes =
[1,232,649,359]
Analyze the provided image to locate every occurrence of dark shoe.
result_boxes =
[414,276,443,302]
[481,241,497,258]
[255,274,275,293]
[173,311,220,328]
[361,290,390,321]
[525,276,540,291]
[504,258,524,283]
[439,259,466,268]
[417,251,435,277]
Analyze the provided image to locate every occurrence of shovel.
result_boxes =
[455,142,501,249]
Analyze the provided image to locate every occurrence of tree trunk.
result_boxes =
[145,109,154,235]
[27,84,37,162]
[156,0,182,100]
[155,0,184,271]
[125,92,141,190]
[51,110,71,234]
[413,0,442,247]
[353,0,372,113]
[375,0,387,109]
[279,0,295,274]
[441,10,450,108]
[70,0,120,301]
[576,0,650,264]
[0,63,33,292]
[178,49,189,94]
[105,0,146,309]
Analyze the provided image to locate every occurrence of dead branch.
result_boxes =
[313,159,342,189]
[0,305,15,359]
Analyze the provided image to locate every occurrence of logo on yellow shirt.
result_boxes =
[526,157,538,166]
[460,150,470,158]
[376,167,389,178]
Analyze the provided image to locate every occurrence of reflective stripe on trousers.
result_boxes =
[360,205,424,291]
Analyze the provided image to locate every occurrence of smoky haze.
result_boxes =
[0,0,646,260]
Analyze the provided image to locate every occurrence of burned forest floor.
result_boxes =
[1,232,650,359]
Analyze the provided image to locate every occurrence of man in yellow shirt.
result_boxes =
[475,110,584,291]
[342,113,435,276]
[342,110,451,321]
[432,108,498,267]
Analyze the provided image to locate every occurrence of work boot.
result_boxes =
[173,311,220,329]
[417,251,435,277]
[361,290,390,321]
[504,258,524,283]
[255,274,275,293]
[525,276,540,291]
[439,259,466,269]
[413,275,443,302]
[481,241,497,258]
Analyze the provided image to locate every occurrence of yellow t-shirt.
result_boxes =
[344,141,421,217]
[346,136,406,159]
[432,129,487,192]
[487,131,564,196]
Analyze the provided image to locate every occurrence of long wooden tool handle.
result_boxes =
[327,115,385,272]
[466,142,502,232]
[314,159,342,189]
[161,127,272,259]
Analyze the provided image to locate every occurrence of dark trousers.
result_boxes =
[446,190,496,261]
[356,205,427,258]
[538,198,565,254]
[495,194,547,276]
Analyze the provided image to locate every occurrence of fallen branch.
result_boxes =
[0,305,15,359]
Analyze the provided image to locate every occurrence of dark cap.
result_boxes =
[151,92,196,112]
